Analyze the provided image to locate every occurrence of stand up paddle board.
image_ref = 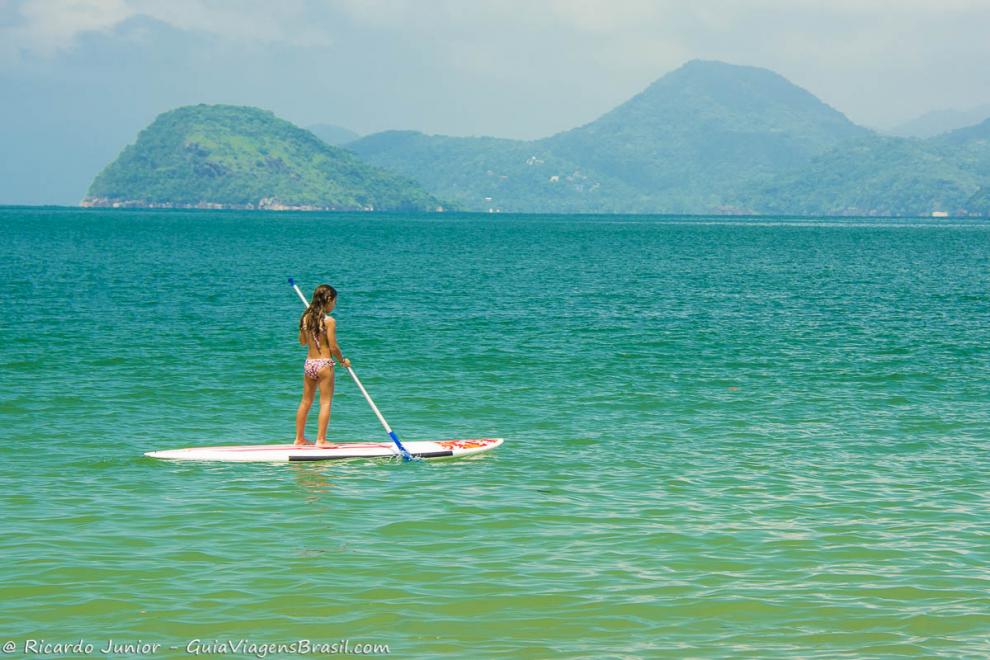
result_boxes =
[146,438,503,462]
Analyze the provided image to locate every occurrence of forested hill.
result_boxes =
[84,105,440,212]
[347,61,990,216]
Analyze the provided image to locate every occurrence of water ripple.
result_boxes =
[1,209,988,656]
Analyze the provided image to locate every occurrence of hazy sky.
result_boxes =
[2,0,990,204]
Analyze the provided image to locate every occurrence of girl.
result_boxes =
[295,284,351,446]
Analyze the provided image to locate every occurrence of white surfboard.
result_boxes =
[146,437,503,462]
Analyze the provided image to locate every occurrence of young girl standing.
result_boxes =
[295,284,351,446]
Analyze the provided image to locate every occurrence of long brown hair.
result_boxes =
[299,284,337,336]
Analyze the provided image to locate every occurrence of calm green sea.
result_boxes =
[2,207,989,658]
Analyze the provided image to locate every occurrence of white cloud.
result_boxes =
[2,0,130,62]
[0,0,332,65]
[131,0,332,47]
[3,0,990,130]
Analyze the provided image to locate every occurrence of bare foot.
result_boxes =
[293,438,311,446]
[316,439,332,447]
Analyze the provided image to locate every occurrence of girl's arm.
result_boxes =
[324,317,350,367]
[298,328,307,345]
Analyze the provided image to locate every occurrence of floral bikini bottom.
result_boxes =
[303,358,336,380]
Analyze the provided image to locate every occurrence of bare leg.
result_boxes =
[316,366,335,446]
[295,376,318,445]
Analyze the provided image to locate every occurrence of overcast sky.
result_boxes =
[2,0,990,204]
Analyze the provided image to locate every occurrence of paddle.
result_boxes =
[289,278,415,461]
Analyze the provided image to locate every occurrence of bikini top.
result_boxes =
[309,318,326,352]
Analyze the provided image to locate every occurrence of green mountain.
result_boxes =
[308,123,361,146]
[349,60,872,213]
[932,118,990,178]
[937,120,990,213]
[748,117,990,216]
[544,60,869,209]
[85,105,440,211]
[349,130,641,212]
[745,136,982,216]
[348,60,990,216]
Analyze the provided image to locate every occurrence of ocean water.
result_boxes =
[1,207,988,658]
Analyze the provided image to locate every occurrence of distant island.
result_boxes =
[84,61,990,216]
[307,123,361,146]
[84,105,441,212]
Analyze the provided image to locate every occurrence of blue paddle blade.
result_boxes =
[389,431,415,461]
